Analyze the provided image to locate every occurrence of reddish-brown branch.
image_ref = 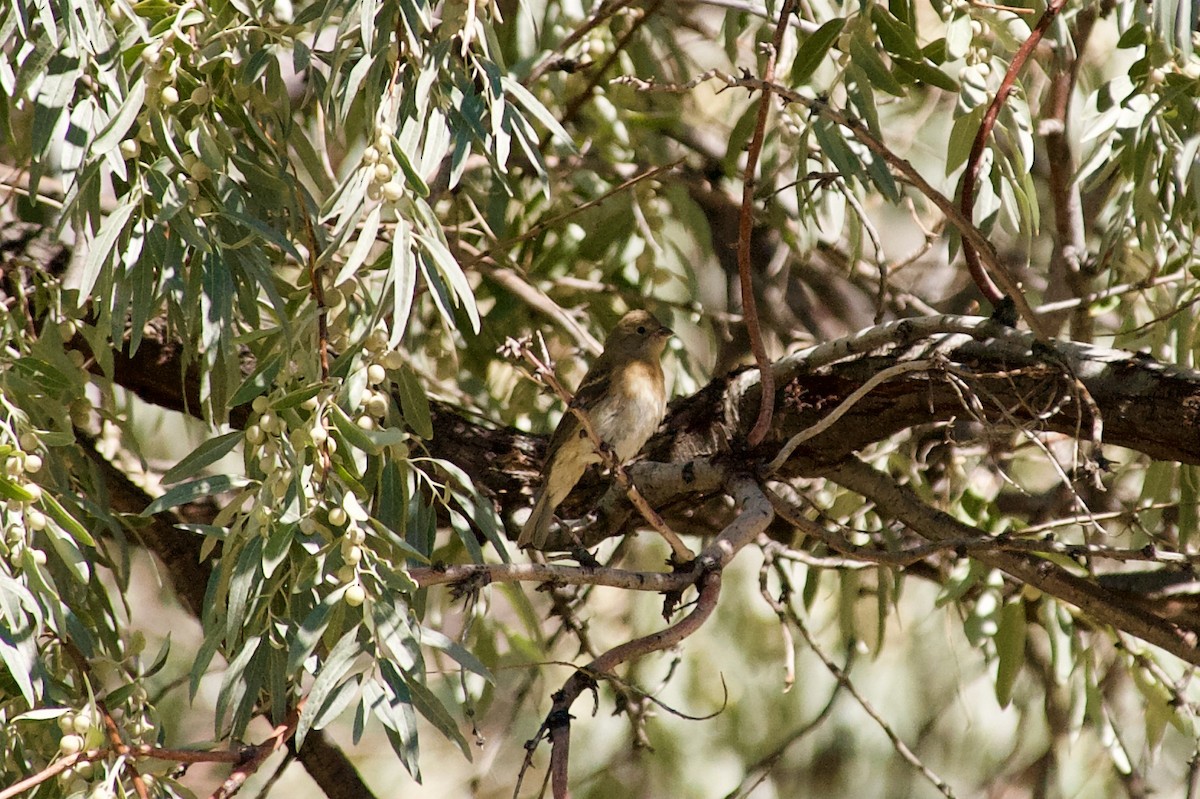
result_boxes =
[525,476,772,796]
[958,0,1069,306]
[98,700,149,799]
[674,73,1048,338]
[0,751,102,799]
[555,0,663,134]
[209,700,305,799]
[547,568,723,797]
[739,0,796,446]
[0,743,255,799]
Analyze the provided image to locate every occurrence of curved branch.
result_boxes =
[533,475,773,795]
[737,0,796,446]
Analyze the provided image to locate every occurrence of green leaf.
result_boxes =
[91,82,147,156]
[893,58,959,92]
[261,523,295,579]
[387,137,430,198]
[0,627,38,705]
[330,403,385,455]
[812,118,862,184]
[389,220,417,346]
[162,432,244,485]
[288,594,340,675]
[849,34,907,97]
[501,75,577,152]
[368,671,421,779]
[0,477,35,502]
[994,600,1027,708]
[946,106,985,175]
[369,592,422,672]
[419,627,494,682]
[77,199,137,302]
[415,232,480,333]
[870,6,921,59]
[40,492,95,546]
[396,365,433,439]
[945,13,972,60]
[13,707,70,722]
[404,668,472,759]
[215,634,262,737]
[44,522,91,584]
[225,536,264,643]
[790,18,845,86]
[336,204,382,285]
[141,475,250,516]
[296,628,364,747]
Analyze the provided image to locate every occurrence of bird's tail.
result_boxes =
[517,490,555,549]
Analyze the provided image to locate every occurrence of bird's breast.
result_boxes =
[589,365,666,462]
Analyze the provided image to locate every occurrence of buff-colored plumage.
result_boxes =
[518,310,672,550]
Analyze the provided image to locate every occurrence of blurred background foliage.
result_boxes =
[2,0,1200,796]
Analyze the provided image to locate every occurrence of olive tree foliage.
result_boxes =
[3,0,1200,795]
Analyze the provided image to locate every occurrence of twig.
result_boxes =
[522,476,774,796]
[758,549,796,691]
[958,0,1069,307]
[555,0,663,134]
[738,0,796,447]
[1034,271,1186,315]
[99,700,150,799]
[0,743,255,799]
[0,751,103,799]
[720,642,846,799]
[57,639,149,799]
[410,560,697,592]
[524,0,636,85]
[766,491,1200,568]
[462,159,684,272]
[777,566,958,798]
[543,567,722,798]
[765,359,938,473]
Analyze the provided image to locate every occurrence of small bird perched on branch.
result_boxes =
[518,310,673,550]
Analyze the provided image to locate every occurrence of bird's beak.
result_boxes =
[658,327,674,339]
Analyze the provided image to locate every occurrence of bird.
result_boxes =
[518,310,673,550]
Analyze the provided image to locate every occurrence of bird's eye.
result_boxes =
[637,325,647,334]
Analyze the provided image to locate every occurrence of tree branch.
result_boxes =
[823,457,1200,665]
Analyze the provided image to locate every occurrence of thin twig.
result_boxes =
[765,359,938,473]
[410,560,697,592]
[738,0,796,447]
[524,0,636,85]
[462,159,685,271]
[958,0,1069,306]
[720,640,846,799]
[209,701,304,799]
[522,476,774,796]
[825,457,1200,666]
[779,571,958,798]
